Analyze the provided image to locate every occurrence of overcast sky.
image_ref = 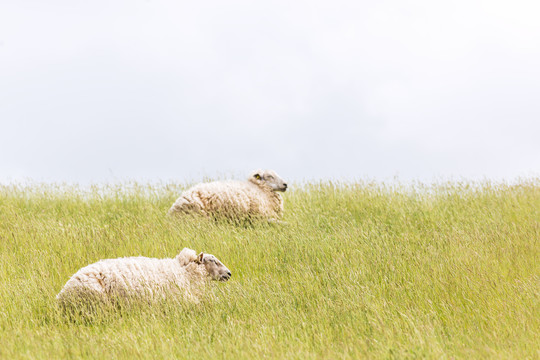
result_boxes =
[1,0,539,184]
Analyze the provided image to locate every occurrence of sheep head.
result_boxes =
[195,252,232,282]
[250,169,288,192]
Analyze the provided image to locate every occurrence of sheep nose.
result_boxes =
[283,183,288,188]
[227,271,232,277]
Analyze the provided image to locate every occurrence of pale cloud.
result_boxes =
[1,0,539,183]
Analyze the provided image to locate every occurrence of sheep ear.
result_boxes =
[195,252,204,264]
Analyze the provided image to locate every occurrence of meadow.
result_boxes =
[0,180,538,359]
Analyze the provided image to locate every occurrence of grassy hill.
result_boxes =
[0,180,538,359]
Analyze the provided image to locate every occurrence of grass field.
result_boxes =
[0,180,538,359]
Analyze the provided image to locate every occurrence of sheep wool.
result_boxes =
[168,169,288,221]
[56,248,231,305]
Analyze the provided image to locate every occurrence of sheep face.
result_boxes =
[252,170,288,192]
[196,253,231,281]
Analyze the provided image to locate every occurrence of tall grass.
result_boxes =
[0,180,538,359]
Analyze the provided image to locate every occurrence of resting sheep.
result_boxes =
[56,248,231,306]
[168,169,288,221]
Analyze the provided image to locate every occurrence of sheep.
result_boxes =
[168,169,288,222]
[56,248,231,306]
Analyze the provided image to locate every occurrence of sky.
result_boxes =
[1,0,539,184]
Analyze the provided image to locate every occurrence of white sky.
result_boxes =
[1,0,539,183]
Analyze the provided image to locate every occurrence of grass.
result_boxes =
[0,180,538,359]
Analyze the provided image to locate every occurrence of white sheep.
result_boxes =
[168,169,288,221]
[56,248,231,305]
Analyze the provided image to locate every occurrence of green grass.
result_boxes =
[0,180,538,359]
